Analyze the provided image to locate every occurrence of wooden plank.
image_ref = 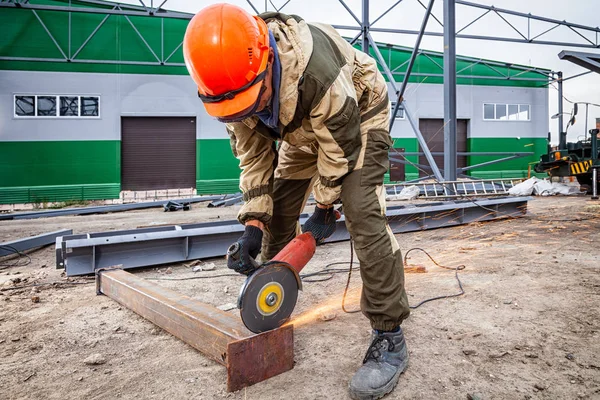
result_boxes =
[97,268,294,391]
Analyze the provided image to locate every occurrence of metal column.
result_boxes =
[558,71,566,150]
[443,0,457,181]
[362,0,369,54]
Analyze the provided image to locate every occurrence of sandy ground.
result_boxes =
[0,196,599,400]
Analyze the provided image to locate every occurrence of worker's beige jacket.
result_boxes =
[226,12,390,225]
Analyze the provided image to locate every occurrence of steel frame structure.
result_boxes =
[2,0,598,178]
[57,197,530,276]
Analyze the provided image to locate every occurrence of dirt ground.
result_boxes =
[1,196,599,400]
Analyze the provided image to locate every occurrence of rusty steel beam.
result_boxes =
[96,268,294,392]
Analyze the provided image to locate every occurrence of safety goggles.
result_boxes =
[198,69,268,104]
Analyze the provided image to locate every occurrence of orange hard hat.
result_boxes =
[183,3,270,119]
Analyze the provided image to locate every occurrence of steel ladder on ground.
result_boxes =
[386,178,525,199]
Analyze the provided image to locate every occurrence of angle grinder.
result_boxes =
[227,232,317,333]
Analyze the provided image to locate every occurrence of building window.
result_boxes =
[14,95,100,118]
[483,103,530,121]
[390,102,405,120]
[37,96,57,116]
[15,96,35,116]
[60,96,79,116]
[81,96,99,116]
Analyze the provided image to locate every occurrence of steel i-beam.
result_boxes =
[96,268,294,392]
[58,197,530,276]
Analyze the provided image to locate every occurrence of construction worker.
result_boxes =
[183,4,410,399]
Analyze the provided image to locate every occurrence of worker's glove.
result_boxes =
[227,225,263,275]
[302,206,339,244]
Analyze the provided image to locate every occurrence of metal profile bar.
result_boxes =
[58,197,528,276]
[138,0,148,13]
[530,23,561,42]
[371,0,404,26]
[1,229,73,257]
[403,101,444,181]
[564,26,597,47]
[380,41,552,76]
[456,0,600,33]
[443,0,457,181]
[458,155,524,172]
[0,56,185,67]
[245,0,259,14]
[32,10,68,60]
[97,268,294,392]
[391,0,434,130]
[456,9,490,34]
[124,14,162,63]
[493,9,528,41]
[164,41,183,63]
[348,31,363,46]
[332,24,600,49]
[391,71,549,82]
[417,0,442,27]
[0,2,193,19]
[338,0,362,26]
[361,0,369,54]
[0,196,225,221]
[71,10,114,60]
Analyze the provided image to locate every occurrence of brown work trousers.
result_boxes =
[262,116,411,331]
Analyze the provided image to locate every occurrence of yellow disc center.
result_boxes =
[257,283,284,316]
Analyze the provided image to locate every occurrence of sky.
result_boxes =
[128,0,600,144]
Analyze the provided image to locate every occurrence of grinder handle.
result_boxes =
[226,242,261,269]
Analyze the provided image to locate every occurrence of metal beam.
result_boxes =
[333,25,600,49]
[390,0,434,129]
[0,2,193,19]
[559,50,600,74]
[58,197,530,276]
[443,0,457,181]
[1,229,73,257]
[0,196,225,221]
[402,101,444,181]
[97,268,294,392]
[361,0,369,54]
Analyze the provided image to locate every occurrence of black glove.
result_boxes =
[227,225,263,275]
[302,206,338,244]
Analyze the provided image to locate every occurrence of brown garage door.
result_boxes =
[418,119,468,177]
[121,117,196,191]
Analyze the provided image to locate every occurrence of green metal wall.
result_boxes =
[0,141,120,204]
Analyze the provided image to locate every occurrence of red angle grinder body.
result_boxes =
[233,233,316,333]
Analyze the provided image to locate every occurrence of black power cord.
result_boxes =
[0,245,32,270]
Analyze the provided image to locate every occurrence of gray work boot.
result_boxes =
[348,327,409,400]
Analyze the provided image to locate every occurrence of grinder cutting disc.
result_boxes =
[238,261,300,333]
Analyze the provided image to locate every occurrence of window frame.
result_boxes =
[483,103,531,122]
[13,94,101,119]
[390,102,406,120]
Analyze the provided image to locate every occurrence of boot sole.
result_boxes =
[348,358,409,400]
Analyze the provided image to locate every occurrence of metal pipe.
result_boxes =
[443,0,457,181]
[96,268,294,392]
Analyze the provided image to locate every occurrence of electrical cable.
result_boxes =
[0,245,32,269]
[403,247,465,309]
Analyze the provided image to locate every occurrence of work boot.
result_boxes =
[348,327,409,400]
